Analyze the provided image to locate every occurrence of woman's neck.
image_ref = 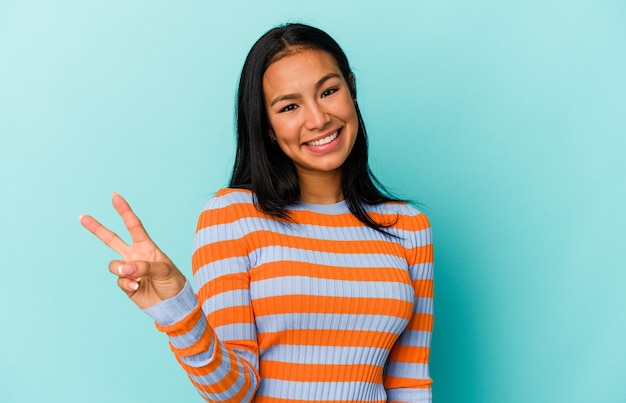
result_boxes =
[297,170,344,204]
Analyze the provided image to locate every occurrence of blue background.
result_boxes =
[1,1,625,402]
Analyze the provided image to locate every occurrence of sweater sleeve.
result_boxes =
[144,194,260,402]
[384,211,434,403]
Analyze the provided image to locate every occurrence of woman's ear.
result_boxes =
[268,130,277,143]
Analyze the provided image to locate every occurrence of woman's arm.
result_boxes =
[384,211,434,403]
[81,192,260,402]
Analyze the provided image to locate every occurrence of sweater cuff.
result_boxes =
[142,281,198,326]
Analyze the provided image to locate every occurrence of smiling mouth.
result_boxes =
[305,129,341,146]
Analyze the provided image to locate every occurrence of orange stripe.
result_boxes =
[193,236,432,272]
[192,241,247,272]
[230,373,254,401]
[289,210,363,226]
[384,375,432,389]
[258,329,399,349]
[191,359,254,401]
[260,360,382,383]
[409,243,434,263]
[251,262,409,282]
[196,203,265,228]
[253,295,412,317]
[168,329,213,357]
[155,305,203,336]
[176,342,257,378]
[177,338,225,377]
[368,212,430,232]
[192,356,243,394]
[216,188,245,197]
[406,313,434,332]
[199,190,430,232]
[387,346,430,364]
[246,231,404,256]
[208,188,431,229]
[174,345,219,377]
[207,305,255,328]
[196,273,250,301]
[412,279,434,298]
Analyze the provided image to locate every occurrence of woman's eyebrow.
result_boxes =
[269,73,341,107]
[315,72,341,89]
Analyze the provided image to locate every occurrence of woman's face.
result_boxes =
[263,48,358,179]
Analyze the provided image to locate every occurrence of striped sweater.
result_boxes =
[144,188,434,402]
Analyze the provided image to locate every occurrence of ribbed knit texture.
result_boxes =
[147,188,434,403]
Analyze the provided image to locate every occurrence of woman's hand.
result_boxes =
[80,192,186,309]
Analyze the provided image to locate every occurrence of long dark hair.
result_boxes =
[229,23,401,231]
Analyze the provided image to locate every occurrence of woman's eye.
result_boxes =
[279,104,298,113]
[321,88,338,97]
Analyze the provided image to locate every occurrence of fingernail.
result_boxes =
[118,264,134,276]
[118,263,136,276]
[131,282,139,291]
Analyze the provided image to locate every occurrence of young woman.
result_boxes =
[81,23,434,403]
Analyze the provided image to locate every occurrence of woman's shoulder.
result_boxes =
[196,188,259,223]
[203,187,256,208]
[368,200,431,231]
[368,200,427,218]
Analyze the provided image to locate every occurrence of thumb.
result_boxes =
[110,260,185,307]
[123,260,172,279]
[128,260,185,302]
[112,260,172,280]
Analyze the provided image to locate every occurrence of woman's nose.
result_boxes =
[304,101,331,130]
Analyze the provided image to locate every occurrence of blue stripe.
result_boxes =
[201,289,251,312]
[255,313,409,333]
[384,362,430,379]
[194,217,431,245]
[249,246,407,269]
[188,343,232,385]
[396,330,432,348]
[413,225,432,245]
[413,297,434,315]
[177,339,216,367]
[410,262,434,280]
[362,202,422,217]
[169,314,210,350]
[252,276,414,299]
[194,256,251,287]
[192,348,248,400]
[386,387,431,402]
[261,344,389,365]
[256,379,386,401]
[211,190,257,206]
[213,323,257,342]
[208,189,422,218]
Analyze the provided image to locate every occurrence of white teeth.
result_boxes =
[307,131,338,146]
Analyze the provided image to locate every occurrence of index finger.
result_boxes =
[111,192,152,244]
[79,214,129,255]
